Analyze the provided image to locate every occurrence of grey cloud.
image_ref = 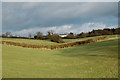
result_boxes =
[2,2,118,34]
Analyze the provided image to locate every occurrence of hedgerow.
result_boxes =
[2,36,108,49]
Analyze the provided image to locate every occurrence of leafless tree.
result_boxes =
[47,30,54,36]
[5,32,11,37]
[28,33,32,38]
[36,32,43,39]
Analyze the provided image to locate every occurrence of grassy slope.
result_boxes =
[2,38,57,46]
[2,39,118,78]
[2,35,118,45]
[63,35,118,43]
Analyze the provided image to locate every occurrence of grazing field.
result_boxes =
[2,35,118,45]
[63,35,118,43]
[2,38,58,46]
[2,38,118,78]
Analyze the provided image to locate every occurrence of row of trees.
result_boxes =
[76,28,120,38]
[2,32,12,37]
[1,28,120,43]
[34,30,63,43]
[1,30,54,39]
[1,30,63,43]
[59,28,120,39]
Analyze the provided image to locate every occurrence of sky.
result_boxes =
[2,2,118,36]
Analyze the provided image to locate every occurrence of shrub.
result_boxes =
[34,32,43,39]
[80,32,87,38]
[67,32,75,39]
[49,34,64,43]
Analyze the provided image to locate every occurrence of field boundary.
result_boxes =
[1,36,117,50]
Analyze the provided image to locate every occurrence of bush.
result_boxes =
[67,32,75,39]
[79,32,87,38]
[49,34,64,43]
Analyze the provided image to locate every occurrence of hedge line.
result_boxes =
[1,36,108,50]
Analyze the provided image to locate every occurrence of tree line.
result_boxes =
[1,28,120,43]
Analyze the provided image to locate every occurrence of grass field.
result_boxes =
[2,35,118,45]
[2,38,58,46]
[2,37,118,78]
[63,35,118,43]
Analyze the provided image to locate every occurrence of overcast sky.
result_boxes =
[2,2,118,36]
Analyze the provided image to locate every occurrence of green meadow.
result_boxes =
[2,35,118,78]
[63,35,118,43]
[2,35,118,44]
[2,38,58,46]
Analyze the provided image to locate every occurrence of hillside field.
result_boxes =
[2,38,57,46]
[2,35,119,78]
[2,35,118,45]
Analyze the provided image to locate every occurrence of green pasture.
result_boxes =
[2,38,118,78]
[2,35,118,45]
[63,35,118,43]
[2,38,57,46]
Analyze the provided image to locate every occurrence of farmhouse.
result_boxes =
[59,34,67,38]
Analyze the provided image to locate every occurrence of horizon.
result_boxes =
[2,27,119,37]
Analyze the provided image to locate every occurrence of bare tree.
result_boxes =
[5,32,11,37]
[36,32,43,39]
[47,30,54,36]
[28,33,32,38]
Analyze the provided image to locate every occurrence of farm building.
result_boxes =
[59,34,67,38]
